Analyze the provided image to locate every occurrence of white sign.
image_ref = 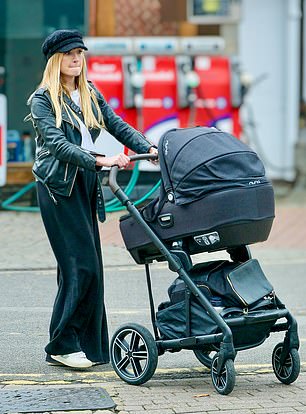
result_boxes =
[0,94,7,186]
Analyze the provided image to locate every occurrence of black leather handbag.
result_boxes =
[207,259,274,308]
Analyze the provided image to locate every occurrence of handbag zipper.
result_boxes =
[226,275,248,307]
[197,283,212,296]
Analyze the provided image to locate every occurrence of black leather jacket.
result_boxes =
[29,82,152,220]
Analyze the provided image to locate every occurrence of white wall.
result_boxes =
[239,0,301,180]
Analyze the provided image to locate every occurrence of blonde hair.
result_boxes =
[37,52,104,129]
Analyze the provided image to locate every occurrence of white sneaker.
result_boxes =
[51,351,93,368]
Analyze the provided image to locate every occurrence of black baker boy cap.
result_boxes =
[42,29,88,60]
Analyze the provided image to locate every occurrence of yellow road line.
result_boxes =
[0,362,305,386]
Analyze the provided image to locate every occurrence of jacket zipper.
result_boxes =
[78,146,97,159]
[226,275,248,307]
[68,166,79,197]
[62,115,82,134]
[41,182,58,205]
[37,149,50,159]
[47,187,58,204]
[64,163,69,181]
[65,148,95,189]
[32,170,57,204]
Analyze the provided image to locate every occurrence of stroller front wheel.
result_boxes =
[272,342,300,385]
[211,354,236,395]
[110,323,158,385]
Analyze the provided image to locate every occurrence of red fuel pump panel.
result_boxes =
[86,56,137,130]
[141,56,179,141]
[192,56,241,137]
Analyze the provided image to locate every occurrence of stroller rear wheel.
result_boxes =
[272,342,300,385]
[110,323,158,385]
[211,354,236,395]
[193,349,214,369]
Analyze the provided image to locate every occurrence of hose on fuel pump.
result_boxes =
[1,161,161,212]
[1,181,38,212]
[185,69,200,127]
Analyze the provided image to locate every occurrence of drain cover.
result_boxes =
[0,386,116,413]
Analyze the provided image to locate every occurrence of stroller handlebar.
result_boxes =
[129,153,158,162]
[109,153,158,195]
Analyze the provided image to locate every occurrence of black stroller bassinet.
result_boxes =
[120,127,275,264]
[109,127,300,395]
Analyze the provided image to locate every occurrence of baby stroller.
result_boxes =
[109,127,300,395]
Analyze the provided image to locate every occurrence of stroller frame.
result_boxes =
[109,154,300,395]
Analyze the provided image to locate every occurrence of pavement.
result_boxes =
[0,187,306,414]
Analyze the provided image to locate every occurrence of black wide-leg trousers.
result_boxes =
[37,169,109,364]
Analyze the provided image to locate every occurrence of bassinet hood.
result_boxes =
[158,126,268,205]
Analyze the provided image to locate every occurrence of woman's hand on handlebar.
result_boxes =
[148,146,159,165]
[95,153,130,168]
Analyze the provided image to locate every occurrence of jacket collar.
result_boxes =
[62,92,101,140]
[63,92,81,113]
[62,93,83,129]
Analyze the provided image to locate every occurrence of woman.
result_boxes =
[28,29,157,369]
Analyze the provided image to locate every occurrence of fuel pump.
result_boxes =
[185,70,201,126]
[176,55,193,109]
[176,55,200,127]
[190,55,236,135]
[176,37,243,136]
[85,36,245,146]
[130,70,146,135]
[133,37,179,150]
[85,38,150,206]
[176,37,235,131]
[86,37,140,156]
[122,69,146,162]
[121,56,138,110]
[131,38,179,171]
